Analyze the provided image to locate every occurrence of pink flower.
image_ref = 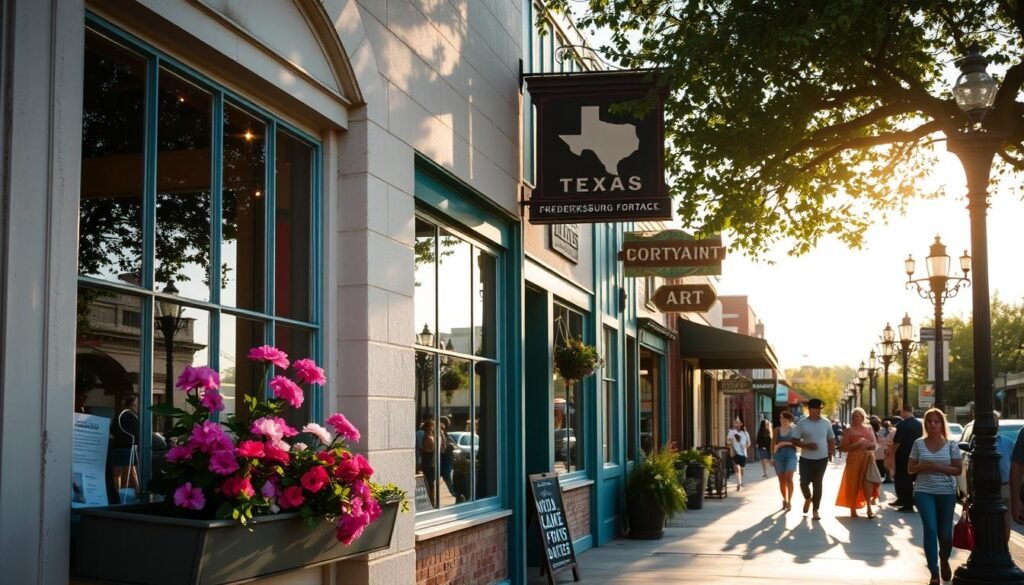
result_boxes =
[316,451,336,466]
[176,366,220,392]
[333,453,361,482]
[166,444,195,462]
[302,423,332,445]
[293,358,326,385]
[220,475,255,499]
[209,450,240,475]
[335,498,371,544]
[248,345,289,369]
[365,496,382,522]
[200,389,225,412]
[354,454,374,478]
[190,421,231,453]
[250,416,297,443]
[278,485,305,509]
[301,466,330,493]
[326,412,361,443]
[173,482,205,511]
[263,442,291,465]
[270,376,304,408]
[351,479,371,501]
[236,440,265,459]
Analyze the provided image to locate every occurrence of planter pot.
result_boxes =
[679,465,708,510]
[72,500,400,585]
[626,492,666,539]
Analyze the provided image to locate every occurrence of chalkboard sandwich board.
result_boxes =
[528,473,580,583]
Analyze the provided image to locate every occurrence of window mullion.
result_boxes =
[263,120,277,399]
[210,91,224,307]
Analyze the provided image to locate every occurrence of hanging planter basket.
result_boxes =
[554,337,603,384]
[71,500,400,585]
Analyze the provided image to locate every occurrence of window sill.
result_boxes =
[559,477,595,491]
[414,508,513,542]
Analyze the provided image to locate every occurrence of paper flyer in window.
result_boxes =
[72,413,111,508]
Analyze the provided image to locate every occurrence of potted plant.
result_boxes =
[553,336,603,386]
[72,346,408,585]
[626,446,687,539]
[676,449,713,510]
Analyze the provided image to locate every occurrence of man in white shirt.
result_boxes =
[789,398,836,520]
[726,419,751,490]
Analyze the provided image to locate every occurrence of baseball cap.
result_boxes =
[808,398,824,409]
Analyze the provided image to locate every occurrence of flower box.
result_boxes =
[71,499,399,585]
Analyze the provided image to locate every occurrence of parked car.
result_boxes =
[447,432,479,460]
[947,422,964,440]
[956,418,1024,501]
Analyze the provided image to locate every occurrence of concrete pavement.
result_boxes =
[531,457,1024,584]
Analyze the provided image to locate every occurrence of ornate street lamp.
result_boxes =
[894,313,920,413]
[946,44,1024,584]
[867,350,878,416]
[879,323,896,416]
[906,235,971,410]
[155,282,184,408]
[415,324,436,420]
[856,362,868,412]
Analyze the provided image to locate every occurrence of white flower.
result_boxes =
[292,442,308,452]
[302,422,333,445]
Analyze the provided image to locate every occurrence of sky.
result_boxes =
[716,150,1024,372]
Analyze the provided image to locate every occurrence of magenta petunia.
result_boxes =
[278,485,305,509]
[335,498,371,544]
[292,358,326,385]
[326,412,361,443]
[300,466,330,493]
[263,442,291,465]
[166,443,195,462]
[220,475,255,499]
[269,376,304,408]
[173,482,205,511]
[209,450,240,475]
[301,422,332,445]
[200,389,225,413]
[250,416,298,443]
[333,453,361,482]
[190,421,231,454]
[354,453,374,478]
[176,366,220,392]
[316,451,336,465]
[247,345,289,369]
[236,440,265,459]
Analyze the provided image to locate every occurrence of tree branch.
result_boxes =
[797,120,943,172]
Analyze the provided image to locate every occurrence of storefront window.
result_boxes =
[75,24,320,507]
[602,327,616,463]
[414,216,499,511]
[553,303,584,474]
[640,349,660,454]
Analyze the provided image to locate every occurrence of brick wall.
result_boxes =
[562,485,591,542]
[415,519,507,585]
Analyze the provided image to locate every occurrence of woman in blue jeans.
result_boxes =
[908,408,962,585]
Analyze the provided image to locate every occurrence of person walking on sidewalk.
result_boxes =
[908,408,961,585]
[756,419,774,479]
[727,419,751,491]
[773,411,798,511]
[789,398,835,520]
[892,404,923,512]
[835,408,880,518]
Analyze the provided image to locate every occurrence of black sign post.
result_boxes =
[528,473,580,583]
[523,71,670,224]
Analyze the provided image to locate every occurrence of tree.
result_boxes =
[544,1,1022,255]
[785,364,855,415]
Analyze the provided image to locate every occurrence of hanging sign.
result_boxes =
[523,71,670,224]
[619,230,726,277]
[650,283,717,313]
[528,473,580,584]
[720,378,753,395]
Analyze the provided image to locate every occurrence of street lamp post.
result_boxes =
[947,45,1024,585]
[155,282,184,409]
[415,324,436,420]
[906,236,971,411]
[867,350,878,416]
[880,323,896,417]
[895,314,919,412]
[856,362,868,413]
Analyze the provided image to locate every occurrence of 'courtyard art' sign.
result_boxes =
[619,229,726,277]
[523,71,670,224]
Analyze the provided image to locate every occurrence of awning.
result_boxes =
[678,319,780,371]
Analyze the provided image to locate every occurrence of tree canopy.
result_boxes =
[785,364,856,416]
[545,1,1023,255]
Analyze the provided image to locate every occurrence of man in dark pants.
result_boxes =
[789,398,836,520]
[891,404,922,511]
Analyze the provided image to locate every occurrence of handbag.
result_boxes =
[864,456,882,484]
[953,504,975,550]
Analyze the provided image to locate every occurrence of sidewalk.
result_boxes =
[532,457,1024,584]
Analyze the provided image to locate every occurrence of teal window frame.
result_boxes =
[77,14,324,489]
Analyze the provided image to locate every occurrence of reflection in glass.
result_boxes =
[474,249,496,358]
[414,219,437,346]
[437,356,468,507]
[153,303,210,438]
[475,361,498,499]
[220,314,265,421]
[626,337,637,462]
[415,351,438,509]
[222,103,266,311]
[79,30,147,282]
[640,350,659,455]
[602,327,615,463]
[554,304,584,474]
[274,323,313,429]
[76,286,146,504]
[437,229,471,354]
[155,68,212,301]
[274,130,312,320]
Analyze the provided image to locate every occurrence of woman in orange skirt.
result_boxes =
[836,407,881,518]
